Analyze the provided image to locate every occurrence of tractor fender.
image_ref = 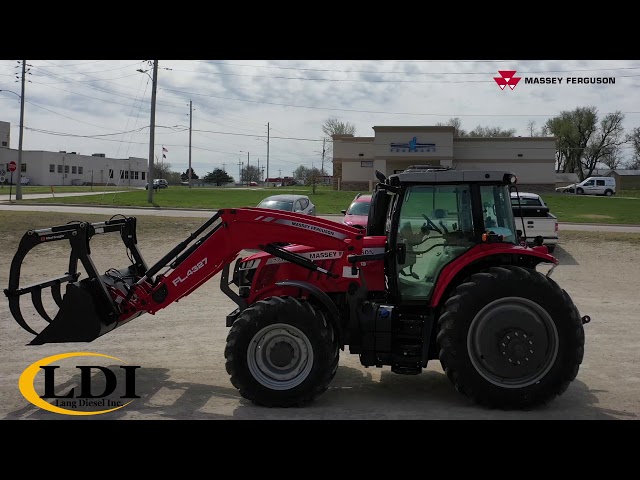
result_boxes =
[275,280,343,345]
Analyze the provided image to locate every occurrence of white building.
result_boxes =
[0,121,10,149]
[0,148,148,187]
[333,126,557,192]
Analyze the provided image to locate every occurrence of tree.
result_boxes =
[526,120,539,137]
[600,145,624,170]
[435,117,467,137]
[322,117,356,137]
[543,107,598,179]
[241,165,261,184]
[467,125,517,137]
[322,117,356,160]
[180,168,199,182]
[153,161,173,180]
[434,118,515,137]
[293,165,309,182]
[544,107,626,180]
[203,168,234,186]
[625,127,640,169]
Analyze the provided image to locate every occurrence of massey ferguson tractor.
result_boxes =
[5,167,590,409]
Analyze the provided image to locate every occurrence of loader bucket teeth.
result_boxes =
[51,282,64,308]
[7,295,39,336]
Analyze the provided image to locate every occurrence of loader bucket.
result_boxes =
[4,217,148,345]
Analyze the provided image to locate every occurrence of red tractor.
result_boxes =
[5,168,589,409]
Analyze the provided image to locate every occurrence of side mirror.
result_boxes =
[534,235,544,247]
[341,209,347,215]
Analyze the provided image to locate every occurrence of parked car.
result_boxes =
[145,179,169,190]
[556,176,616,196]
[510,192,558,253]
[257,194,316,215]
[341,193,372,229]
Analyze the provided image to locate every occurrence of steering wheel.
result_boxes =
[421,214,443,235]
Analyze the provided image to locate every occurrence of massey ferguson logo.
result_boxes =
[494,70,521,90]
[41,234,65,242]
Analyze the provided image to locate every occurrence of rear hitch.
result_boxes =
[3,217,148,345]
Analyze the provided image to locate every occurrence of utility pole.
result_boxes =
[16,60,26,200]
[238,159,242,185]
[146,60,158,203]
[321,138,326,186]
[188,100,193,188]
[222,163,226,172]
[266,122,270,185]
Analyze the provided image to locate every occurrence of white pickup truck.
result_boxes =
[510,192,558,253]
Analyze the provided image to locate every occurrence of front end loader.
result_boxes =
[5,168,591,410]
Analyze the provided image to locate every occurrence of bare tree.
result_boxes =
[544,107,598,180]
[241,165,261,183]
[435,117,467,137]
[467,125,517,137]
[600,144,624,170]
[322,117,356,160]
[322,117,356,137]
[526,120,538,137]
[625,127,640,169]
[581,111,626,177]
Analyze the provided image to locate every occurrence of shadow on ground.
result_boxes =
[553,245,579,266]
[3,363,634,420]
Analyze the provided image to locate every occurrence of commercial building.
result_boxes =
[332,126,557,192]
[0,120,148,187]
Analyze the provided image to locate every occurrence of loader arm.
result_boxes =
[4,208,365,345]
[134,208,364,314]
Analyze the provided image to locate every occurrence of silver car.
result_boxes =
[257,194,316,215]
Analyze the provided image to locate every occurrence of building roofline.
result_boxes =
[372,126,455,133]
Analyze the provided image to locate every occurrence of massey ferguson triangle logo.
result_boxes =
[494,70,521,90]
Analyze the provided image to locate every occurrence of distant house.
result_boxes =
[605,170,640,190]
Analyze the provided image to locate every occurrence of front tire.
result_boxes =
[437,265,584,409]
[225,296,339,407]
[576,188,584,195]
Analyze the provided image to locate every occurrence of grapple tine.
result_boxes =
[31,288,53,323]
[7,295,39,336]
[51,282,64,308]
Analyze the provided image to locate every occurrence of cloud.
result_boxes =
[2,59,640,173]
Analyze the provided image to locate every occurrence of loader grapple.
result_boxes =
[4,217,148,345]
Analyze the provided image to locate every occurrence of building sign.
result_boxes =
[390,136,436,153]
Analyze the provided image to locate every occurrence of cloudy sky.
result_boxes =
[1,59,638,179]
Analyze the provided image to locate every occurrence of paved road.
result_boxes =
[0,191,130,200]
[0,203,639,233]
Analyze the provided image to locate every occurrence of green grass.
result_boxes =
[540,192,640,224]
[19,185,365,214]
[13,184,640,223]
[0,185,137,195]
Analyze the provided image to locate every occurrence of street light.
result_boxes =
[0,89,24,199]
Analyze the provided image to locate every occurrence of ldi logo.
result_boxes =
[494,70,521,90]
[19,352,140,416]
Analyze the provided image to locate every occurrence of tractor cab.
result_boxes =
[369,167,520,302]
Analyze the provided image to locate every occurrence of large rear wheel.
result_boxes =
[437,265,585,409]
[225,296,338,407]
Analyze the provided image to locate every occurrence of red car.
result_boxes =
[341,193,371,229]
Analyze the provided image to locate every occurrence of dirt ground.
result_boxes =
[1,217,639,420]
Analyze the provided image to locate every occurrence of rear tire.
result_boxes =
[437,265,584,409]
[604,189,613,197]
[225,296,338,407]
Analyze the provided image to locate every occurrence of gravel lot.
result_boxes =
[1,214,638,420]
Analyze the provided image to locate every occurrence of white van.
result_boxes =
[557,176,616,196]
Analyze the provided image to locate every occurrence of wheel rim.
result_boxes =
[467,297,559,389]
[247,323,314,390]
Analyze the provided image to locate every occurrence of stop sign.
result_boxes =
[8,161,17,172]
